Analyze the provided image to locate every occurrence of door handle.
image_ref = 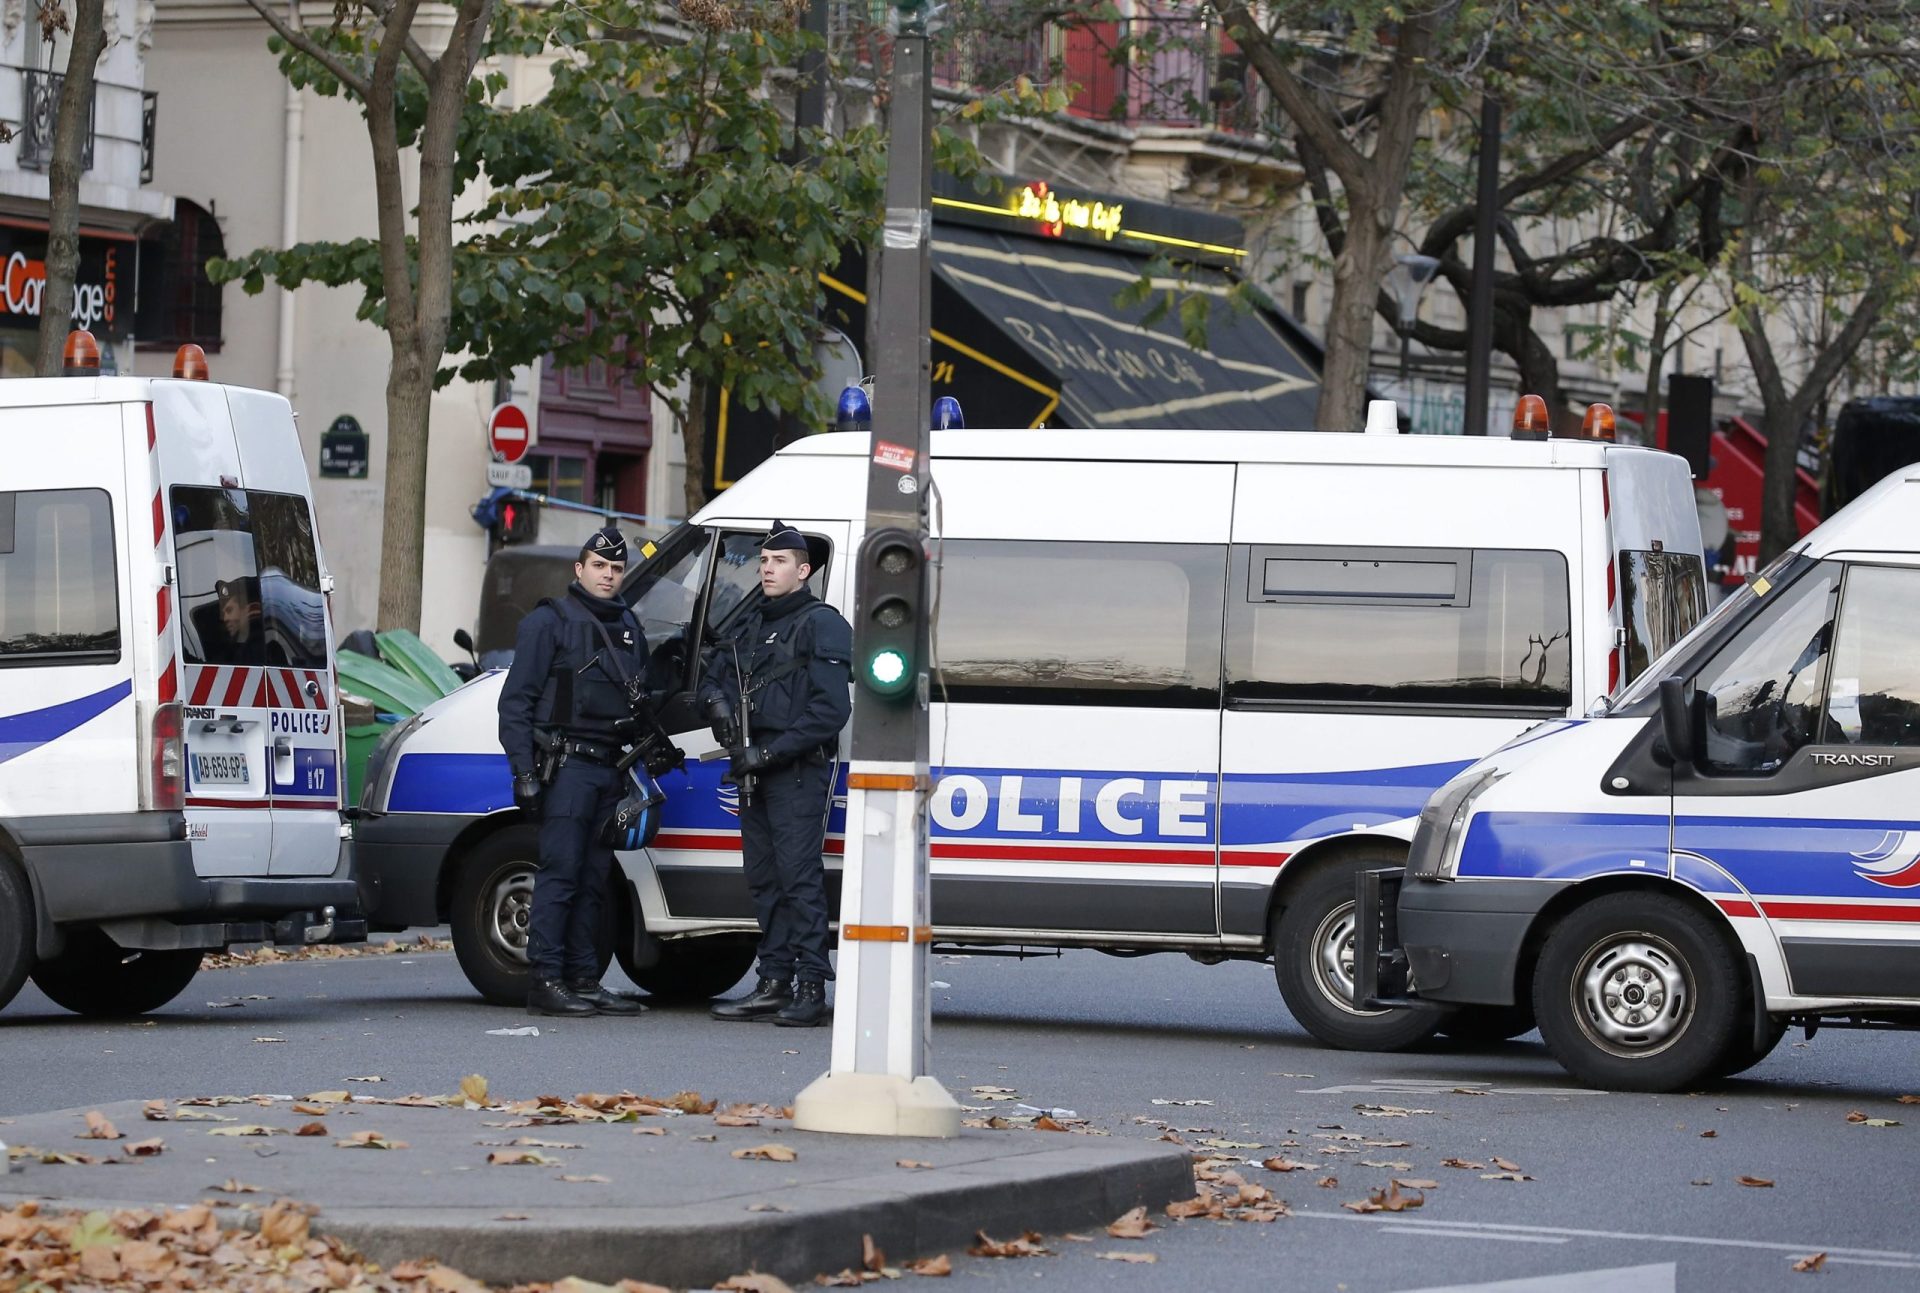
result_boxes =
[273,737,293,757]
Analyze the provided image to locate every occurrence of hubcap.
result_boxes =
[1571,934,1691,1057]
[488,866,535,965]
[1311,900,1388,1018]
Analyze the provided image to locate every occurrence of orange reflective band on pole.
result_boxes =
[842,925,933,943]
[848,771,924,791]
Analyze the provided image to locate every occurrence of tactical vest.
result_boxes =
[533,595,646,735]
[736,601,832,735]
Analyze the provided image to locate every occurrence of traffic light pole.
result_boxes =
[793,15,959,1138]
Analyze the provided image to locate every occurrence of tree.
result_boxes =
[33,0,108,375]
[224,0,496,634]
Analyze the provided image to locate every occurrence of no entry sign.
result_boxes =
[488,403,531,463]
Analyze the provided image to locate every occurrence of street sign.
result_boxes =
[488,403,531,463]
[486,461,532,489]
[319,414,369,479]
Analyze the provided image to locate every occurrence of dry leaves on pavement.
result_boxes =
[1440,1157,1485,1170]
[905,1254,952,1276]
[122,1138,166,1157]
[487,1149,560,1167]
[1162,1160,1291,1223]
[202,933,451,969]
[1342,1181,1425,1214]
[732,1143,799,1163]
[968,1231,1051,1258]
[79,1111,123,1140]
[1106,1206,1155,1239]
[558,1174,611,1184]
[207,1125,284,1138]
[1737,1175,1776,1188]
[335,1130,407,1150]
[1480,1171,1534,1182]
[1792,1253,1828,1273]
[1261,1156,1316,1173]
[142,1100,168,1122]
[1844,1111,1901,1127]
[896,1159,933,1170]
[1097,1252,1159,1264]
[714,1273,795,1292]
[295,1122,329,1137]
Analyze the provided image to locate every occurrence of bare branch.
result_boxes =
[238,0,371,98]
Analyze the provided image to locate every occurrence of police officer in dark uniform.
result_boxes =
[498,526,651,1018]
[703,521,852,1027]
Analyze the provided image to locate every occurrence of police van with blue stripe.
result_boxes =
[1361,461,1920,1088]
[1,333,358,1019]
[354,399,1704,1048]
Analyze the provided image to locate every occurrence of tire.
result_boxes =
[450,826,611,1006]
[1715,1016,1789,1079]
[0,858,36,1012]
[1438,1003,1538,1045]
[617,938,757,1002]
[1533,891,1743,1092]
[28,928,202,1017]
[1273,854,1448,1052]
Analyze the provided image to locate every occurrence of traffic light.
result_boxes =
[494,495,538,546]
[856,526,922,698]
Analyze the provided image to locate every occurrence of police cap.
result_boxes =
[581,526,627,564]
[215,575,261,605]
[761,520,809,554]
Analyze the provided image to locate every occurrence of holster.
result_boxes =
[534,730,565,785]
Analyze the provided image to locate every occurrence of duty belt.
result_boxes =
[560,736,619,765]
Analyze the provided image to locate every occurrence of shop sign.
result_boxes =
[0,225,130,338]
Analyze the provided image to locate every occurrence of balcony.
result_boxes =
[12,66,158,187]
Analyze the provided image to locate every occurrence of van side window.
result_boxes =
[0,488,119,665]
[702,529,830,637]
[1694,565,1838,774]
[1619,550,1707,684]
[619,524,716,693]
[172,487,328,669]
[1225,546,1571,712]
[1824,564,1920,748]
[936,541,1225,708]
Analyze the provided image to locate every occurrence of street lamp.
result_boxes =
[1386,252,1441,402]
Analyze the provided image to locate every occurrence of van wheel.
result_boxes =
[1437,1003,1537,1044]
[28,929,202,1017]
[1273,858,1447,1051]
[1533,892,1741,1092]
[0,859,36,1012]
[450,826,612,1007]
[617,939,757,1002]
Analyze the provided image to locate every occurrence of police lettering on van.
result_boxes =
[0,332,361,1021]
[1362,463,1920,1091]
[353,401,1706,1045]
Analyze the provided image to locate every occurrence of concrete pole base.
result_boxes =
[792,1072,962,1138]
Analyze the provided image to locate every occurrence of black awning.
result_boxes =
[931,224,1321,431]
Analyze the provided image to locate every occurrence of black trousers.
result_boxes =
[531,758,623,983]
[737,755,834,983]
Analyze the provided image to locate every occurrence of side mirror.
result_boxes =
[1658,675,1696,766]
[452,627,474,653]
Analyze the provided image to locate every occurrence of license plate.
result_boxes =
[192,752,251,785]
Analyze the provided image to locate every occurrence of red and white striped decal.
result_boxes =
[651,830,1293,870]
[184,664,331,710]
[1601,472,1622,694]
[1717,896,1920,924]
[148,404,179,705]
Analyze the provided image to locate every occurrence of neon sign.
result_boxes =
[1013,182,1125,241]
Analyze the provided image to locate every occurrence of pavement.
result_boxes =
[0,1091,1192,1288]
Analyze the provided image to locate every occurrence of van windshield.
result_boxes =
[172,487,327,669]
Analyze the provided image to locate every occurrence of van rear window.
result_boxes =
[1619,550,1707,686]
[171,487,327,669]
[1226,545,1572,712]
[0,488,119,665]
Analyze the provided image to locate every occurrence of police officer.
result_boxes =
[703,521,852,1027]
[498,526,650,1018]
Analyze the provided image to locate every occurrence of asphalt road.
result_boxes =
[4,939,1917,1292]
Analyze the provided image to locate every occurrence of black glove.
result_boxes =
[705,697,738,748]
[512,770,543,814]
[727,743,774,779]
[611,715,641,742]
[643,741,687,777]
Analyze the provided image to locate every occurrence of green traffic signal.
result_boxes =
[867,646,911,694]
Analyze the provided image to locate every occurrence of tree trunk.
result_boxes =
[1756,400,1806,564]
[1641,283,1677,446]
[682,376,712,518]
[1315,205,1390,430]
[376,338,432,631]
[34,0,108,374]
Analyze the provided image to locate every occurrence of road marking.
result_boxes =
[1393,1262,1674,1292]
[1292,1211,1920,1270]
[1296,1078,1602,1097]
[1371,1222,1567,1246]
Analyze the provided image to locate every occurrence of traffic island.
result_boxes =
[0,1094,1193,1288]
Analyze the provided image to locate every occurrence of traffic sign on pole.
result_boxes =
[488,403,531,464]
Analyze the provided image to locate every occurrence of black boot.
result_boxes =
[569,981,648,1016]
[710,976,792,1022]
[773,980,828,1028]
[527,978,596,1017]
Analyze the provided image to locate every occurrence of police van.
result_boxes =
[354,401,1704,1046]
[0,332,359,1018]
[1361,461,1920,1090]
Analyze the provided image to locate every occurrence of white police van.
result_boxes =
[1366,462,1920,1089]
[0,333,359,1018]
[354,404,1703,1046]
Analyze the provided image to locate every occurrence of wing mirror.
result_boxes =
[1657,675,1696,766]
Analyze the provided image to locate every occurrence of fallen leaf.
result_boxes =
[460,1074,490,1106]
[1395,1178,1440,1190]
[897,1159,933,1169]
[260,1202,310,1248]
[1106,1205,1155,1239]
[306,1091,351,1103]
[123,1138,166,1157]
[1491,1156,1522,1172]
[1149,1098,1212,1106]
[346,1075,384,1083]
[295,1122,329,1137]
[487,1149,558,1166]
[1199,1138,1264,1150]
[732,1143,799,1162]
[1692,1178,1712,1186]
[1441,1157,1485,1170]
[693,1134,717,1142]
[336,1131,407,1150]
[1480,1171,1534,1182]
[210,1179,261,1193]
[208,1125,284,1137]
[1845,1111,1901,1127]
[715,1275,795,1293]
[1360,1160,1415,1171]
[906,1253,952,1276]
[714,1114,762,1128]
[971,1085,1017,1095]
[142,1100,168,1122]
[968,1230,1051,1258]
[1342,1180,1425,1214]
[1165,1196,1218,1219]
[1353,1104,1433,1117]
[1737,1175,1775,1188]
[634,1126,665,1137]
[1792,1253,1828,1273]
[1097,1251,1159,1264]
[1059,1234,1094,1243]
[1700,1130,1718,1138]
[559,1173,611,1183]
[664,1090,718,1115]
[862,1233,887,1273]
[1261,1156,1315,1172]
[290,1103,332,1116]
[79,1111,123,1140]
[1317,1176,1338,1188]
[1896,1095,1920,1105]
[746,1202,791,1213]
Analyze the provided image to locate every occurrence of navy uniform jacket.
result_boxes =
[498,586,648,779]
[700,589,852,763]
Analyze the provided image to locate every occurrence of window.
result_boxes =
[171,487,327,669]
[1226,546,1572,711]
[135,199,225,349]
[527,452,588,504]
[0,489,119,665]
[1619,550,1707,685]
[1695,564,1838,774]
[703,529,830,637]
[934,540,1225,707]
[1824,564,1920,748]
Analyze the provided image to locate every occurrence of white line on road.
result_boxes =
[1393,1262,1674,1293]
